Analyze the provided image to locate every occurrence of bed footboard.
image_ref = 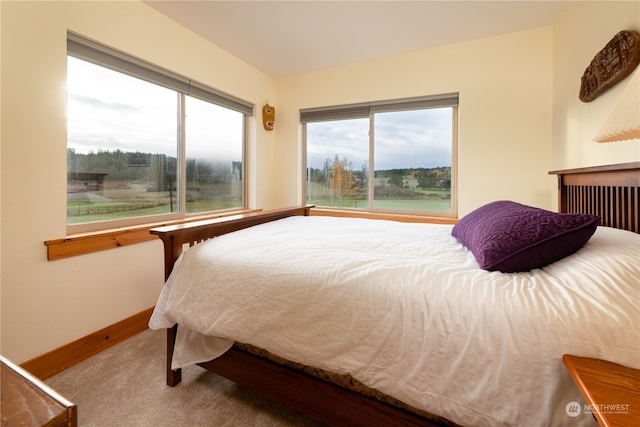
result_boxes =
[151,205,314,281]
[150,205,314,386]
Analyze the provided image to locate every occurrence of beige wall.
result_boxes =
[274,27,554,216]
[1,1,638,364]
[552,1,640,173]
[0,1,275,363]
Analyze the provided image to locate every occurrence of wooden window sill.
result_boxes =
[310,207,458,224]
[45,207,456,260]
[44,209,260,260]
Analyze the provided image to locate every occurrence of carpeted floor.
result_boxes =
[46,328,327,426]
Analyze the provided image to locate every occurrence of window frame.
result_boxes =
[301,94,458,218]
[66,33,253,234]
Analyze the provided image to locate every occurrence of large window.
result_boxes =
[302,94,457,216]
[66,34,251,231]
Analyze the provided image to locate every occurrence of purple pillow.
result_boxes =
[452,200,600,272]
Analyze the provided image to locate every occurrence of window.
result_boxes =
[66,34,252,232]
[302,94,458,216]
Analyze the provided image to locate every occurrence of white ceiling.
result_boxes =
[144,1,567,78]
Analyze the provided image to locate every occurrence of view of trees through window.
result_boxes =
[67,55,244,227]
[67,150,178,222]
[306,107,454,213]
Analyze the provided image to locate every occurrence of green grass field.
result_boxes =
[67,203,171,224]
[307,197,451,211]
[67,180,242,224]
[68,177,450,224]
[306,179,451,212]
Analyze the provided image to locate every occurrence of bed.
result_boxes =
[149,162,639,427]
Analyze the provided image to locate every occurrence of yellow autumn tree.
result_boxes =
[329,155,356,201]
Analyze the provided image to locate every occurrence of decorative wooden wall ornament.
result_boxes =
[579,30,640,102]
[262,103,275,131]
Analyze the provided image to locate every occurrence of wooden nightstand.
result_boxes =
[563,354,640,427]
[1,356,77,426]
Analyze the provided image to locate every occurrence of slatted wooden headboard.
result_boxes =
[549,162,640,233]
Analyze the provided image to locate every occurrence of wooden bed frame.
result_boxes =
[150,162,639,427]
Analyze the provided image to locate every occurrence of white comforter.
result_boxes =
[149,216,640,427]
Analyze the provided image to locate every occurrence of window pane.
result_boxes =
[185,96,243,214]
[373,108,452,212]
[306,119,369,209]
[67,57,178,225]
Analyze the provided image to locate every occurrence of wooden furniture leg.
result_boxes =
[167,325,182,386]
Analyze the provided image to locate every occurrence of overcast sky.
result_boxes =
[67,57,242,162]
[306,108,453,171]
[67,57,177,157]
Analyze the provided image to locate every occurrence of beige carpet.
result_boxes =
[46,328,327,427]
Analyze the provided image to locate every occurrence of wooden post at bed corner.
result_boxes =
[150,205,314,387]
[166,325,181,387]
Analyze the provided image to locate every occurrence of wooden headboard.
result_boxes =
[549,162,640,233]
